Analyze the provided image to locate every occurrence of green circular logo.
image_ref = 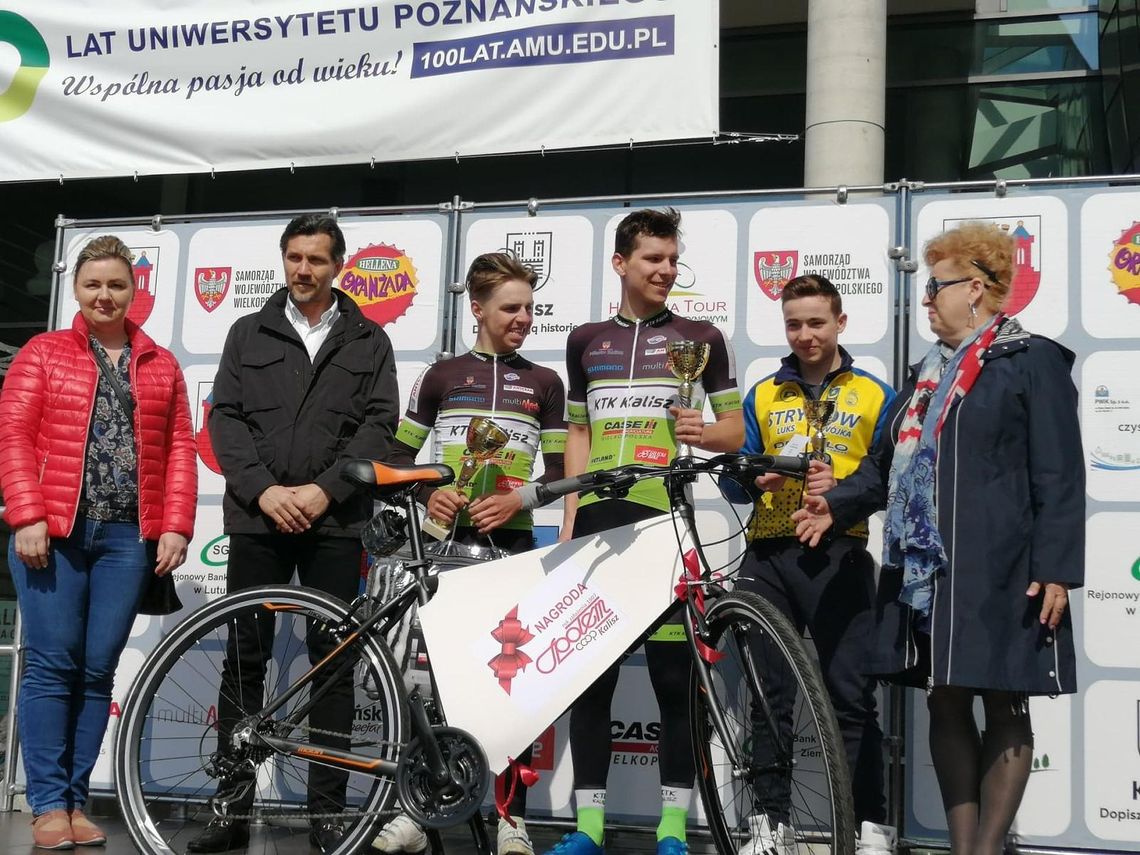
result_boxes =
[200,534,230,567]
[1132,556,1140,582]
[0,12,49,123]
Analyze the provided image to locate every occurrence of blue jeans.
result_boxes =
[10,517,150,815]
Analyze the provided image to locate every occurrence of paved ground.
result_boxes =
[0,803,677,854]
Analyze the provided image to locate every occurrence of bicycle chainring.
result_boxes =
[395,726,489,830]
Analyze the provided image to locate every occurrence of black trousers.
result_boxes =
[215,531,363,814]
[567,500,695,790]
[735,535,885,825]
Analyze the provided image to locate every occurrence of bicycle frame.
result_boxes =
[220,486,447,787]
[117,449,855,855]
[212,451,808,811]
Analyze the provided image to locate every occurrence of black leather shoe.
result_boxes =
[186,817,251,853]
[309,820,345,852]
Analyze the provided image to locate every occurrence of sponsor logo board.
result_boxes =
[1082,352,1140,501]
[463,216,594,350]
[603,209,738,335]
[915,197,1069,340]
[746,204,891,346]
[1085,682,1140,841]
[1081,192,1140,338]
[1084,513,1140,668]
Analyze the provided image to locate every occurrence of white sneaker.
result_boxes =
[496,816,535,854]
[737,814,796,855]
[856,821,897,855]
[371,814,428,853]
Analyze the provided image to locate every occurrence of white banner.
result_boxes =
[0,1,718,181]
[419,516,684,774]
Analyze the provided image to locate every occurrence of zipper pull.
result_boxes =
[926,675,935,697]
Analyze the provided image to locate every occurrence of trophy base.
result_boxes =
[420,517,452,541]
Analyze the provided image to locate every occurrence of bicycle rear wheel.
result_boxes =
[691,591,855,855]
[115,586,408,855]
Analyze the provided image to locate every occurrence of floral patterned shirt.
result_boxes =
[82,339,138,522]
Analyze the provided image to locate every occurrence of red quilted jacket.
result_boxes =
[0,313,197,540]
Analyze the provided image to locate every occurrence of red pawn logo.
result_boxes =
[127,249,156,326]
[196,387,223,474]
[1004,220,1041,316]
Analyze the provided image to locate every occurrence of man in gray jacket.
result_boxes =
[189,213,399,854]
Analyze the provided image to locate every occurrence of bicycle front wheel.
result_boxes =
[691,591,855,855]
[115,586,408,855]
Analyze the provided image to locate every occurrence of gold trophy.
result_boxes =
[421,416,510,541]
[802,399,837,464]
[666,340,711,458]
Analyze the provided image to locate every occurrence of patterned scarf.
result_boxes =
[883,313,1008,615]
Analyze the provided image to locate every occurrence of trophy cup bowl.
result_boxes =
[421,416,510,540]
[666,340,711,458]
[666,341,711,409]
[802,399,837,463]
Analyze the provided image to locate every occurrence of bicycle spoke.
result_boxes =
[691,591,855,855]
[116,587,408,855]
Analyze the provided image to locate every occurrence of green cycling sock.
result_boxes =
[576,806,605,846]
[656,805,688,842]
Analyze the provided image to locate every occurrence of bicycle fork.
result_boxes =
[688,617,747,771]
[688,612,788,781]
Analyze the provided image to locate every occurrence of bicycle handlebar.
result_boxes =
[534,453,809,503]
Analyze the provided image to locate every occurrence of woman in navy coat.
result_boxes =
[794,221,1084,855]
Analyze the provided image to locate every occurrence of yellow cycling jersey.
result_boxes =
[741,351,895,540]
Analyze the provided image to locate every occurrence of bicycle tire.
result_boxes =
[691,590,856,855]
[115,585,409,855]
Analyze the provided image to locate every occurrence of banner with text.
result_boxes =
[0,1,717,181]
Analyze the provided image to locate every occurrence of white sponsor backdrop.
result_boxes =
[46,195,902,828]
[49,210,451,795]
[0,2,717,181]
[456,197,899,821]
[52,184,1140,851]
[905,185,1140,851]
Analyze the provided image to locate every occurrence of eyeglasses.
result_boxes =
[924,259,1002,301]
[924,276,972,301]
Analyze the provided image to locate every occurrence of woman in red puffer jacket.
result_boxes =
[0,234,196,849]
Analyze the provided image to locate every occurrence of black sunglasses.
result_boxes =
[925,259,1001,301]
[924,275,971,301]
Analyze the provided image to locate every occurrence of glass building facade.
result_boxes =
[1101,0,1140,171]
[724,3,1110,181]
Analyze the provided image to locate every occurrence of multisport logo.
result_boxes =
[0,11,49,122]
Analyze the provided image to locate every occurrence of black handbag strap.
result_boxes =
[93,348,135,419]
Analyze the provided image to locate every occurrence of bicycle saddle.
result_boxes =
[342,459,455,495]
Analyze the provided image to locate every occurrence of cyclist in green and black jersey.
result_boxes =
[547,209,744,855]
[373,253,566,855]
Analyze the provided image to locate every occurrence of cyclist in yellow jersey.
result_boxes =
[722,275,897,855]
[548,209,744,855]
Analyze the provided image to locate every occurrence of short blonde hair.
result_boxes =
[465,252,537,303]
[73,235,134,281]
[924,221,1013,313]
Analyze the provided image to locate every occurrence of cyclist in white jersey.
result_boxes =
[373,253,566,855]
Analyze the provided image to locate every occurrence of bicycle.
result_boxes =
[114,452,856,855]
